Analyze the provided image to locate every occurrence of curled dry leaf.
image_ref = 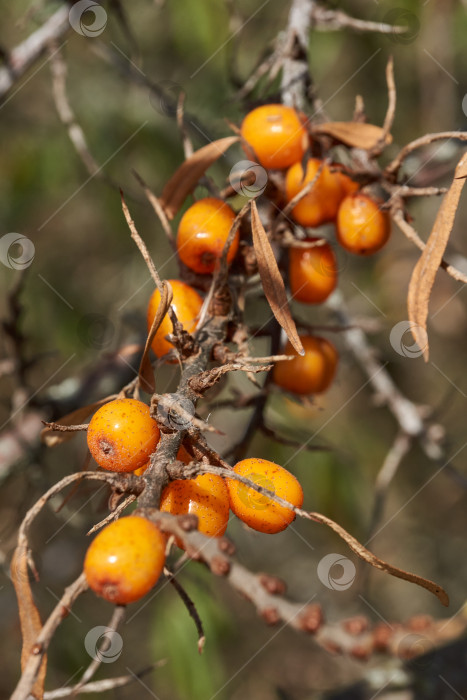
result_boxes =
[11,545,47,699]
[41,396,117,447]
[408,150,467,360]
[312,121,392,150]
[308,511,449,606]
[138,281,173,393]
[161,136,239,219]
[250,200,304,356]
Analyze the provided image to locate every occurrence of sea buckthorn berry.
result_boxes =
[289,238,337,304]
[160,474,230,544]
[177,198,238,275]
[285,159,343,228]
[147,279,203,359]
[336,193,390,255]
[273,335,338,395]
[227,458,303,534]
[240,104,309,170]
[84,515,166,605]
[335,169,359,196]
[87,398,160,473]
[134,444,192,476]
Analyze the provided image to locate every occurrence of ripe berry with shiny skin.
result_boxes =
[289,238,337,304]
[240,104,309,170]
[84,515,166,605]
[147,279,203,359]
[177,198,238,274]
[336,193,390,255]
[227,458,303,534]
[160,473,230,543]
[87,398,160,473]
[285,158,343,228]
[273,335,338,395]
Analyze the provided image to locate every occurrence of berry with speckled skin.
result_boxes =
[227,458,303,534]
[241,104,309,170]
[285,159,343,228]
[177,198,238,275]
[87,398,160,473]
[289,238,337,304]
[147,279,203,360]
[337,193,390,255]
[84,515,166,605]
[273,335,338,395]
[160,473,230,544]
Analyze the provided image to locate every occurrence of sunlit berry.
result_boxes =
[336,193,390,255]
[273,335,338,395]
[87,398,160,473]
[147,279,203,359]
[285,159,343,228]
[289,238,337,304]
[241,104,309,170]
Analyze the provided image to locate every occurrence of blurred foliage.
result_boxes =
[1,0,467,698]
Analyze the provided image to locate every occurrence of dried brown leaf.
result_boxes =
[408,151,467,360]
[138,281,173,393]
[250,201,304,355]
[313,121,392,150]
[161,136,239,219]
[308,511,449,606]
[41,396,116,447]
[11,545,47,698]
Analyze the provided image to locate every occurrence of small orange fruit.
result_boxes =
[84,515,166,605]
[336,193,390,255]
[160,473,230,543]
[273,335,338,395]
[134,444,192,476]
[289,238,337,304]
[87,398,160,473]
[147,279,203,359]
[240,104,309,170]
[177,198,238,274]
[227,458,303,534]
[285,159,343,228]
[335,169,359,196]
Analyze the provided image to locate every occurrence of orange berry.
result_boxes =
[87,398,160,473]
[289,238,337,304]
[227,458,303,534]
[240,104,309,170]
[134,444,192,476]
[285,159,343,228]
[336,193,390,255]
[177,198,238,274]
[273,335,338,395]
[84,515,166,605]
[335,169,359,196]
[147,279,203,359]
[160,473,230,543]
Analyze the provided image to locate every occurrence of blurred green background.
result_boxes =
[1,0,467,698]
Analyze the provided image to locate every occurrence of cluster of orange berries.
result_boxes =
[84,398,303,604]
[84,103,391,607]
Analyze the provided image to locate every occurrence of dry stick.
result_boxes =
[11,573,88,700]
[87,494,137,535]
[68,606,126,698]
[131,169,176,248]
[369,56,396,158]
[41,422,88,433]
[280,0,314,109]
[0,5,70,98]
[391,207,467,284]
[164,567,206,653]
[311,5,407,35]
[120,191,164,292]
[326,290,444,458]
[177,91,194,158]
[43,664,166,699]
[386,131,467,176]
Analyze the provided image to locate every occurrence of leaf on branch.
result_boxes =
[41,396,116,446]
[161,136,239,219]
[308,511,449,606]
[312,121,392,150]
[408,150,467,360]
[189,362,272,396]
[138,281,173,393]
[11,545,47,699]
[250,200,304,355]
